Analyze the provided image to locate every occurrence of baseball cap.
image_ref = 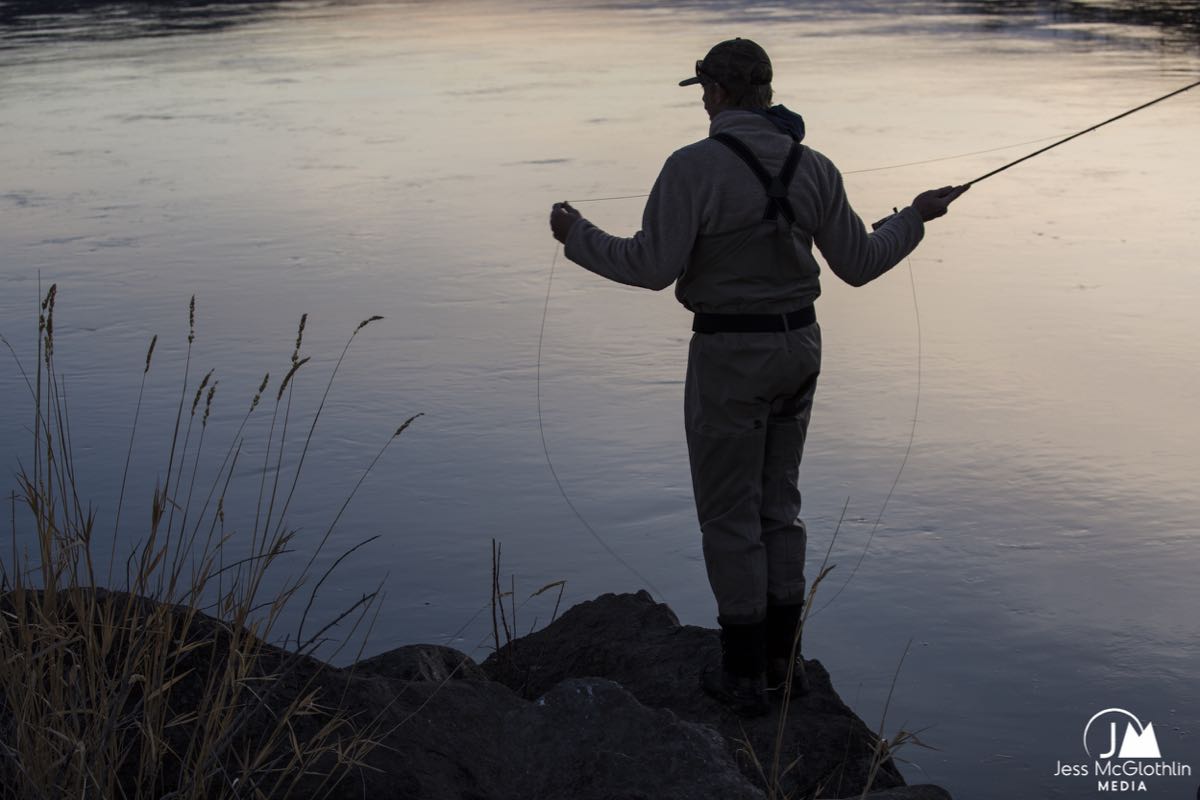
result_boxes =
[679,38,773,89]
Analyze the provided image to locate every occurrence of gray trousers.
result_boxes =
[684,324,821,626]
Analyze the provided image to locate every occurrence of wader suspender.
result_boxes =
[710,133,804,224]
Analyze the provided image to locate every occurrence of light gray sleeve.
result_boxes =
[813,164,925,287]
[563,152,698,292]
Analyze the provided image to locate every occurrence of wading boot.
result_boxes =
[765,602,811,697]
[700,620,768,717]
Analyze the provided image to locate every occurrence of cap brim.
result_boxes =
[678,76,702,87]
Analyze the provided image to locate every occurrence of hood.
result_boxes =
[752,104,806,141]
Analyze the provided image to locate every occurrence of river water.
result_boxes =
[2,1,1198,797]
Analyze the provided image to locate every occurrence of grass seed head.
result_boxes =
[292,313,308,366]
[354,315,383,333]
[38,284,56,336]
[43,289,56,360]
[188,295,196,345]
[393,412,424,438]
[202,382,217,427]
[144,335,158,374]
[251,372,270,412]
[191,369,214,416]
[277,357,310,401]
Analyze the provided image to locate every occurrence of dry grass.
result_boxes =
[489,538,566,661]
[857,638,937,800]
[739,499,936,800]
[0,287,408,799]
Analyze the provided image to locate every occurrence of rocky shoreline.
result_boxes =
[336,589,951,799]
[5,588,954,798]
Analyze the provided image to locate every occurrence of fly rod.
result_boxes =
[966,77,1200,187]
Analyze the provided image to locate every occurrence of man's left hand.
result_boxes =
[550,201,582,244]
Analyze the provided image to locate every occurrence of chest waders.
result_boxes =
[688,133,817,332]
[685,127,821,700]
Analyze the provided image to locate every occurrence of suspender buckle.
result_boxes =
[711,132,805,226]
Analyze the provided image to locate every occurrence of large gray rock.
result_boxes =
[482,590,911,799]
[497,677,763,800]
[354,642,488,682]
[355,672,764,800]
[830,787,954,800]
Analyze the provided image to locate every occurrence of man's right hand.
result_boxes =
[550,201,583,244]
[912,184,969,222]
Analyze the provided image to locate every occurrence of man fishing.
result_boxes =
[548,38,967,717]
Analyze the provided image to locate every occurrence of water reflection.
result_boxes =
[0,0,284,47]
[960,0,1200,44]
[585,0,1200,52]
[5,0,1198,53]
[1,1,1198,798]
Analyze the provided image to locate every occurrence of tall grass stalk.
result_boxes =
[740,496,933,799]
[0,290,407,799]
[856,639,936,800]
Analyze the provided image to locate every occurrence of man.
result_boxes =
[549,38,966,717]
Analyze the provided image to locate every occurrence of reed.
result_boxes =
[489,538,566,662]
[0,288,407,799]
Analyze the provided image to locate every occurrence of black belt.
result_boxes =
[692,306,816,334]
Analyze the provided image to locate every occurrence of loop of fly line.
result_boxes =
[537,77,1200,610]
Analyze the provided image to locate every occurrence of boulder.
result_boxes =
[328,669,765,799]
[482,590,910,799]
[832,787,954,800]
[354,642,488,682]
[496,677,763,800]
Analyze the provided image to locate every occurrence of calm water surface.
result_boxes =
[2,1,1199,797]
